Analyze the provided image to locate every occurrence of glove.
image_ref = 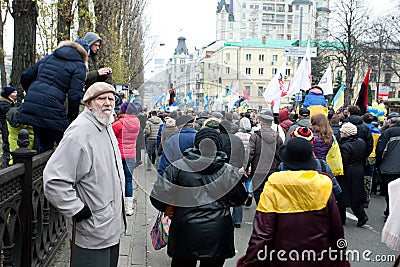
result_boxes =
[73,205,92,223]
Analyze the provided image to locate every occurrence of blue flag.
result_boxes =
[332,83,344,111]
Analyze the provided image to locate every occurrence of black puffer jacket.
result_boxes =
[338,136,367,207]
[375,124,400,175]
[150,149,247,260]
[19,41,87,131]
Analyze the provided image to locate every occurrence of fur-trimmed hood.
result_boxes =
[55,40,88,69]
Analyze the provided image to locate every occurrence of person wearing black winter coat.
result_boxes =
[19,40,88,153]
[150,128,247,267]
[219,120,246,227]
[338,122,368,227]
[0,86,17,168]
[375,116,400,218]
[344,105,373,156]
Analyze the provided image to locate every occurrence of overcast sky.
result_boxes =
[3,0,397,60]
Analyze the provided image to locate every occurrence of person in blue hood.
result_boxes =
[19,40,88,153]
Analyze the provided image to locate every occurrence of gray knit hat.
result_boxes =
[340,122,357,136]
[83,32,102,47]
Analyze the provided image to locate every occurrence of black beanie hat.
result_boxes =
[194,128,223,152]
[2,86,16,98]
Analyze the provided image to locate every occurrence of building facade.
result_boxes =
[216,0,330,42]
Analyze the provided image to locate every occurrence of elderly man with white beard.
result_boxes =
[43,82,126,267]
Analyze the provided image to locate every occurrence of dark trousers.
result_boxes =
[338,206,367,225]
[1,123,10,168]
[72,243,120,267]
[34,127,63,154]
[146,140,157,168]
[381,174,400,216]
[171,258,225,267]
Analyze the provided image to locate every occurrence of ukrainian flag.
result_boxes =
[332,83,344,111]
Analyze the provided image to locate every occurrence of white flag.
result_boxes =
[283,40,312,98]
[318,65,333,95]
[272,97,281,113]
[228,81,241,109]
[263,61,287,103]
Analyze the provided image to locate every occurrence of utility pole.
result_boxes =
[294,6,304,108]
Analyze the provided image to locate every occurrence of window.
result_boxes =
[384,73,392,86]
[225,53,230,61]
[272,68,277,75]
[337,70,343,78]
[370,72,376,82]
[246,54,252,61]
[285,69,291,76]
[246,68,251,75]
[276,15,285,23]
[384,56,393,71]
[272,55,278,62]
[242,3,246,8]
[258,86,264,96]
[277,5,285,12]
[226,67,230,74]
[338,57,343,63]
[259,54,264,61]
[259,68,264,75]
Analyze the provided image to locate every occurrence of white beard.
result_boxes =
[90,103,113,125]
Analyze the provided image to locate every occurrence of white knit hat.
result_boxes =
[340,122,357,136]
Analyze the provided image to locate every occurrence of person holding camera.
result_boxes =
[83,32,112,89]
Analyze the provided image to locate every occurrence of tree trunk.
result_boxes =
[57,0,73,42]
[0,10,7,88]
[78,0,92,38]
[10,0,38,88]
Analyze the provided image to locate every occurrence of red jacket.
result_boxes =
[112,114,140,158]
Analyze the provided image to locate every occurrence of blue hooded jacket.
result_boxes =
[19,41,87,131]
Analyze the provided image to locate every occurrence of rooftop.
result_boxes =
[224,38,345,50]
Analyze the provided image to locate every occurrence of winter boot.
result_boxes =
[125,197,134,216]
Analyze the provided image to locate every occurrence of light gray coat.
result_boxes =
[43,108,126,249]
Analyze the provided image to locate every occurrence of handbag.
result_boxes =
[326,135,344,176]
[150,211,171,250]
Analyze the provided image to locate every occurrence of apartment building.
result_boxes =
[216,0,330,42]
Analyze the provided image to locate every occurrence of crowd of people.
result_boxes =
[0,33,399,266]
[144,104,399,266]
